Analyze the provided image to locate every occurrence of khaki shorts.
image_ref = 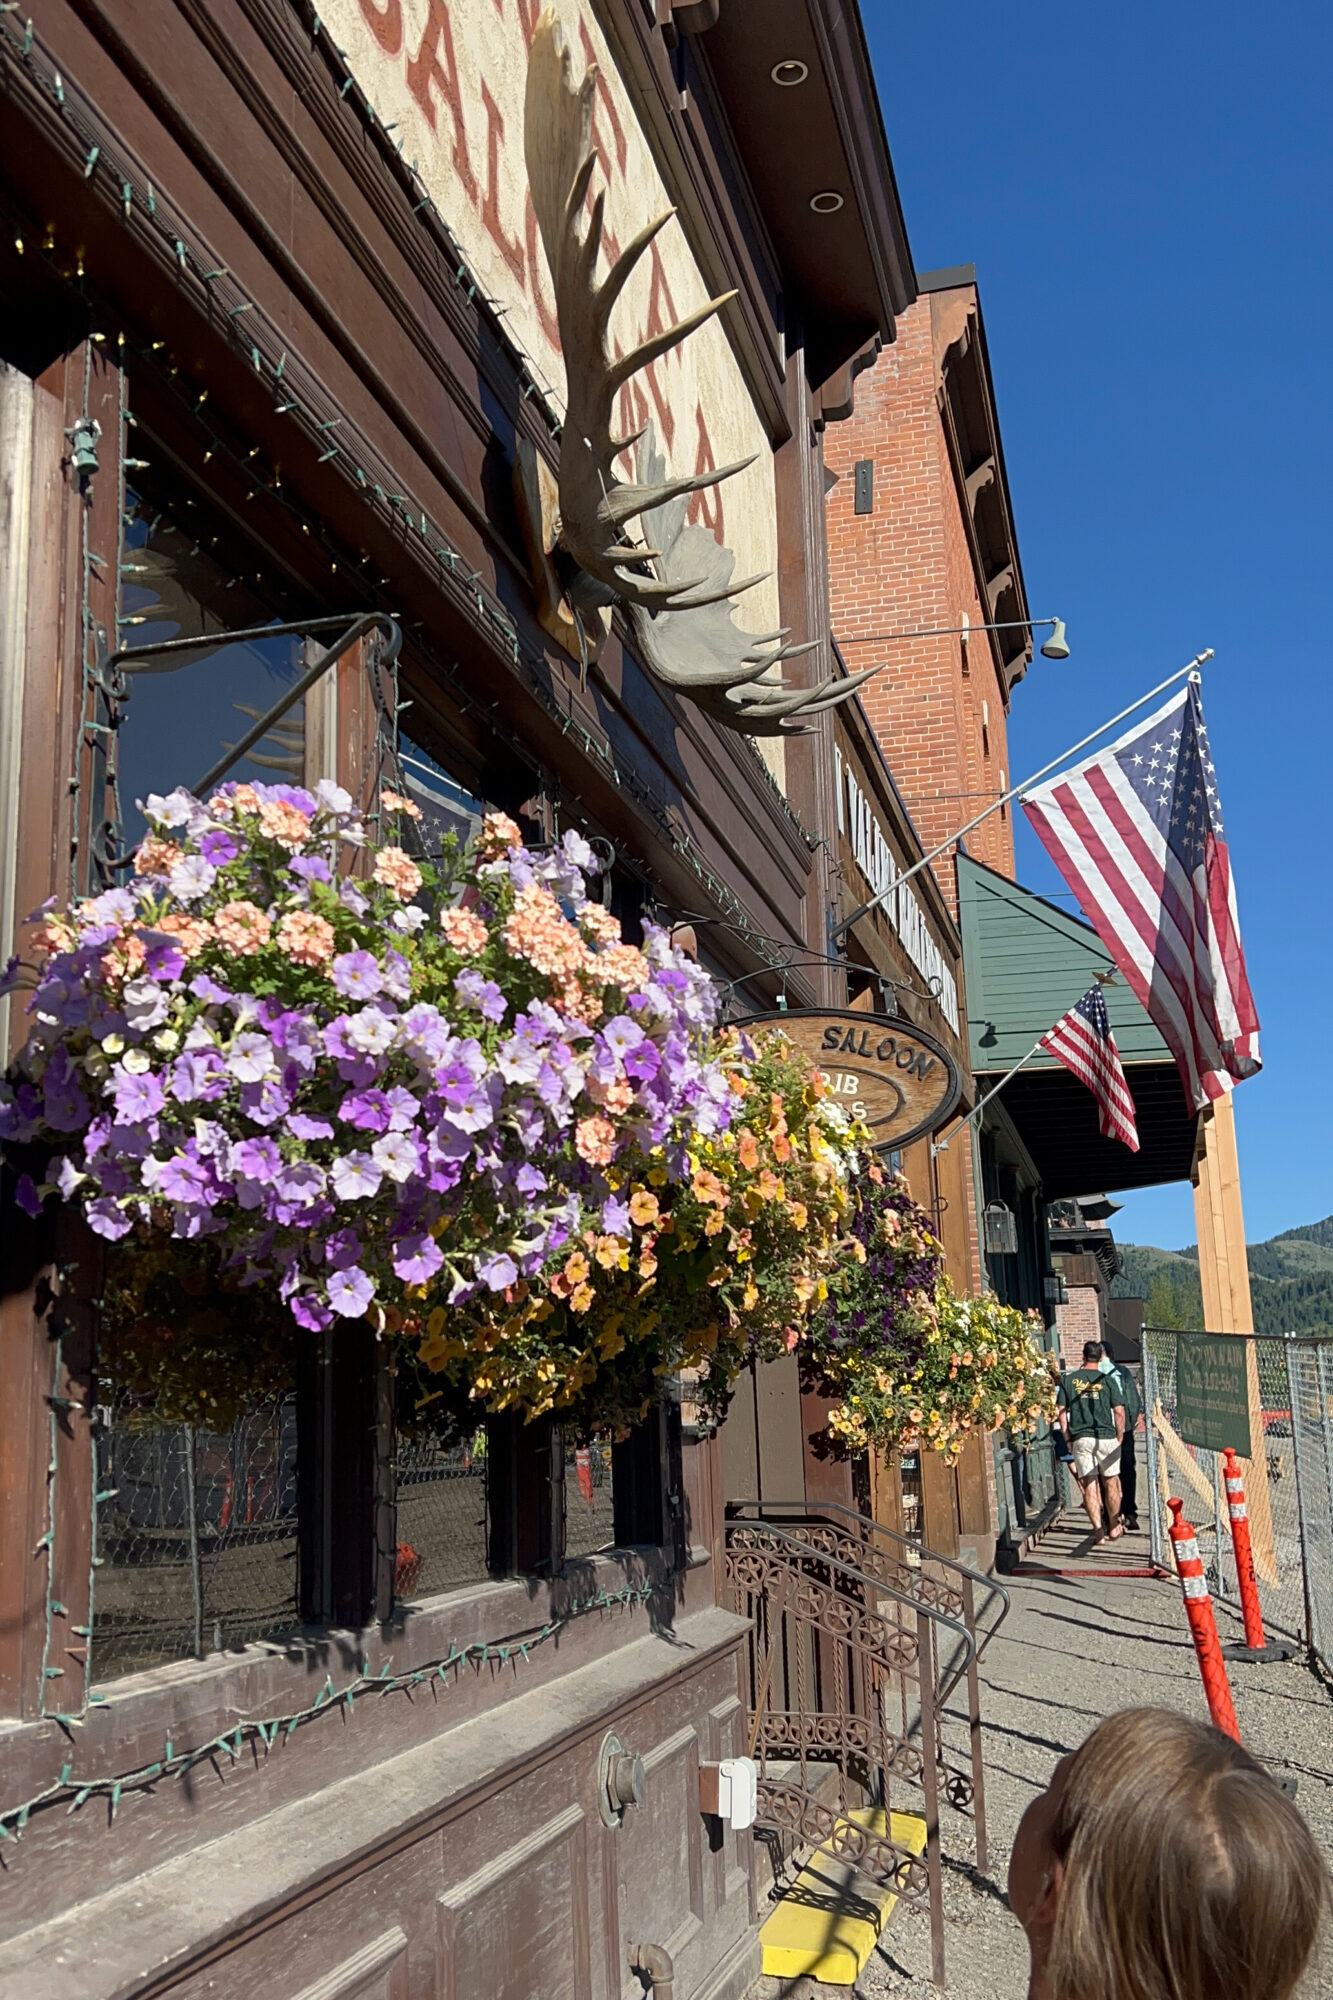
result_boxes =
[1071,1434,1121,1481]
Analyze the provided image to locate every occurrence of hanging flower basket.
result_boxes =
[805,1173,1059,1461]
[0,782,863,1433]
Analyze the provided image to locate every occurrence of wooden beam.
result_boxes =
[1191,1097,1276,1581]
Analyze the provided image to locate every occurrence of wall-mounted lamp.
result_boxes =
[841,615,1071,661]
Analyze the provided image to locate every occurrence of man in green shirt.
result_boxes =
[1057,1341,1126,1539]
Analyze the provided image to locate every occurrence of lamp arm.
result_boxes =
[838,617,1060,646]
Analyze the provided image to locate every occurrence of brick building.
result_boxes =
[823,266,1033,912]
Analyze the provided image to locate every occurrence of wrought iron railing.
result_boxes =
[724,1503,1010,1986]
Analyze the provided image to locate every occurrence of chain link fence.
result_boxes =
[1142,1331,1333,1668]
[563,1441,615,1559]
[393,1436,489,1601]
[92,1395,299,1684]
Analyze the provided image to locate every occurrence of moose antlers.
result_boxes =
[522,10,882,734]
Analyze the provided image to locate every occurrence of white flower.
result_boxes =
[99,1030,126,1054]
[331,1152,382,1201]
[142,788,194,828]
[315,778,353,815]
[391,905,428,934]
[120,1049,152,1075]
[371,1132,419,1183]
[345,1008,397,1055]
[153,1028,180,1052]
[227,1031,276,1083]
[168,854,217,904]
[122,977,169,1032]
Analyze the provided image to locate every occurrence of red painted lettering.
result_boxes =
[358,0,402,53]
[578,20,628,180]
[524,193,562,351]
[406,0,478,203]
[480,81,525,282]
[686,403,724,544]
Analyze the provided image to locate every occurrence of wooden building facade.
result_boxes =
[0,3,929,1996]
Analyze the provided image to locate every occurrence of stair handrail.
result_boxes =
[724,1514,976,1674]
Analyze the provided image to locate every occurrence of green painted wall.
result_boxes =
[958,856,1171,1074]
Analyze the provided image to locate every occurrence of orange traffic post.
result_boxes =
[1220,1449,1297,1664]
[1166,1497,1240,1741]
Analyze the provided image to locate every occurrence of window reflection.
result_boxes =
[115,487,304,846]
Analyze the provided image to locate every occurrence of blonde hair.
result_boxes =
[1046,1709,1325,2000]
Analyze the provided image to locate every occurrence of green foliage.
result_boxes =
[1116,1215,1333,1337]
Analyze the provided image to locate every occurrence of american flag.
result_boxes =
[1022,679,1260,1111]
[1040,984,1140,1151]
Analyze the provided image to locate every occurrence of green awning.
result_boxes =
[958,856,1198,1197]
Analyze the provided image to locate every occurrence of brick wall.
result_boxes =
[824,289,1016,916]
[1054,1288,1103,1368]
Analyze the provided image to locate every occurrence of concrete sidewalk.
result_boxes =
[757,1514,1333,1997]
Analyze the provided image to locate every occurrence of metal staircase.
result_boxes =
[724,1501,1010,1986]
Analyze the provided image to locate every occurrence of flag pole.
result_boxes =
[929,972,1119,1157]
[830,650,1213,945]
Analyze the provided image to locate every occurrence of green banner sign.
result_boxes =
[1175,1334,1253,1456]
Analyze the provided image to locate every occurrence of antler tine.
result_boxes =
[576,185,607,288]
[651,569,770,612]
[561,150,599,254]
[592,209,676,348]
[602,453,757,528]
[606,292,738,398]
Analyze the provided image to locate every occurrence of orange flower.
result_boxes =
[756,1170,782,1203]
[577,902,620,947]
[380,788,422,820]
[575,1114,616,1167]
[628,1190,659,1228]
[737,1129,759,1170]
[594,1234,627,1270]
[691,1168,726,1207]
[258,799,312,851]
[569,1282,595,1314]
[277,909,336,967]
[591,943,650,992]
[587,1076,634,1114]
[786,1200,809,1231]
[373,846,423,899]
[134,836,179,877]
[502,885,588,980]
[563,1250,591,1287]
[639,1242,658,1279]
[213,900,272,954]
[231,784,260,814]
[440,906,489,955]
[475,810,522,859]
[149,913,214,961]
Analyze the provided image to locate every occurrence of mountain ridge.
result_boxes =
[1111,1214,1333,1335]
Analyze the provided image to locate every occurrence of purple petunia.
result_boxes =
[86,1195,135,1240]
[476,1252,518,1292]
[288,853,331,884]
[330,1152,382,1201]
[391,1232,444,1284]
[455,968,506,1023]
[286,1112,334,1142]
[327,1265,374,1317]
[198,827,240,867]
[331,950,381,1001]
[111,1067,165,1126]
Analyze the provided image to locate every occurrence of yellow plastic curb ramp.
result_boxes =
[759,1808,928,1985]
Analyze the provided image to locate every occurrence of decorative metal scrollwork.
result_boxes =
[754,1780,931,1904]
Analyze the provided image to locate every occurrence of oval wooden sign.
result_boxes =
[738,1009,962,1152]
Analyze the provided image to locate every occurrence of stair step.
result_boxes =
[758,1809,928,1985]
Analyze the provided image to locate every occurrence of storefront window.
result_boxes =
[115,483,305,848]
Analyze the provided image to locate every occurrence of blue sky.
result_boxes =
[863,1,1333,1250]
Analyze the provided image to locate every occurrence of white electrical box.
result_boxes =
[699,1756,758,1831]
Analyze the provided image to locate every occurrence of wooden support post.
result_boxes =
[1191,1096,1276,1582]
